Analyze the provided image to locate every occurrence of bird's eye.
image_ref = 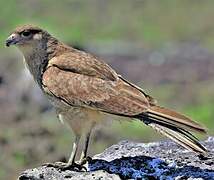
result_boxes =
[22,31,31,37]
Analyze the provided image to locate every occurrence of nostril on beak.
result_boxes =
[5,34,18,47]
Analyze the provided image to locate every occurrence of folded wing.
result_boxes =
[42,65,150,116]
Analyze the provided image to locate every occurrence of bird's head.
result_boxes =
[5,25,49,48]
[5,25,57,59]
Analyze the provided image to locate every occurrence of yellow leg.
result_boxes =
[67,135,80,165]
[79,129,92,164]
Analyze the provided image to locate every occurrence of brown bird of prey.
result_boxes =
[6,25,207,169]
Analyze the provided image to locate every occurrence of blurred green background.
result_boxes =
[0,0,214,179]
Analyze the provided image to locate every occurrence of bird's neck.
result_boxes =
[19,36,71,87]
[19,36,54,87]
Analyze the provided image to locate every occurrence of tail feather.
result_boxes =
[136,106,207,155]
[149,123,207,155]
[148,106,207,133]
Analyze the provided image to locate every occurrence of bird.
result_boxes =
[6,25,207,170]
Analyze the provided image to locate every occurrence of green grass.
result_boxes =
[2,0,214,48]
[13,152,27,166]
[184,103,214,134]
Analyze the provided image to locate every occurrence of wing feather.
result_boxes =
[47,51,118,81]
[42,65,149,115]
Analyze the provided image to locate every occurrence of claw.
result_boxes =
[78,156,93,166]
[43,161,66,168]
[43,161,87,172]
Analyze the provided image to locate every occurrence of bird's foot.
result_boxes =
[43,161,87,172]
[77,156,92,166]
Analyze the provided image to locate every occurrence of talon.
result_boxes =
[43,161,87,172]
[63,162,87,172]
[43,162,66,168]
[78,156,93,166]
[86,156,92,163]
[74,163,87,172]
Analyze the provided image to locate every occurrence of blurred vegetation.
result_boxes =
[0,0,214,179]
[1,0,214,47]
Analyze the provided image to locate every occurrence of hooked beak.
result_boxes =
[5,33,20,47]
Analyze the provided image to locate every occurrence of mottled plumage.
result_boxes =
[6,25,207,169]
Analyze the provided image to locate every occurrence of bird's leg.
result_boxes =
[78,128,92,165]
[45,135,84,171]
[67,135,80,165]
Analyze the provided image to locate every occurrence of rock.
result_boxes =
[18,137,214,180]
[18,168,120,180]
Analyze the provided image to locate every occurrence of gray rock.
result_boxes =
[18,137,214,180]
[19,168,120,180]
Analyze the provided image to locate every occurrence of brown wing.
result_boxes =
[42,65,150,116]
[47,50,118,81]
